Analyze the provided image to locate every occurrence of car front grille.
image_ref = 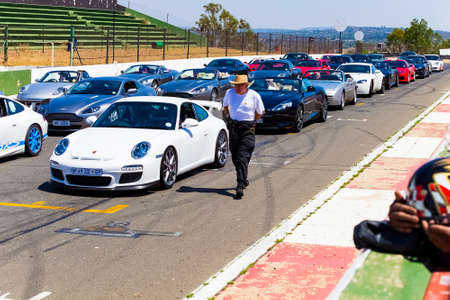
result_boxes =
[46,113,83,122]
[66,175,111,187]
[51,168,64,180]
[164,92,193,98]
[119,172,143,184]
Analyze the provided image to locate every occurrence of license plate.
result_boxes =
[256,118,263,124]
[70,168,103,176]
[53,120,70,126]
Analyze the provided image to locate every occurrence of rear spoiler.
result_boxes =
[192,100,222,111]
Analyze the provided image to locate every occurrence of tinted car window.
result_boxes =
[68,80,122,95]
[258,61,290,71]
[193,104,208,121]
[388,61,407,68]
[0,99,6,117]
[338,65,370,73]
[180,103,196,124]
[6,99,24,115]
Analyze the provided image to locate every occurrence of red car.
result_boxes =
[246,58,267,72]
[294,60,330,75]
[387,59,415,83]
[319,54,337,65]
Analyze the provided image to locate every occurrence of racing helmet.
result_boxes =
[406,157,450,220]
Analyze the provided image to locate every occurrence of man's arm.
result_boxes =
[255,111,264,121]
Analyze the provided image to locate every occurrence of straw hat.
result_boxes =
[230,74,252,85]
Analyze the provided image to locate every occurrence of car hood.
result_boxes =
[342,73,371,82]
[48,94,120,114]
[258,91,299,110]
[120,73,156,81]
[250,70,290,79]
[414,63,425,69]
[160,80,210,92]
[310,81,342,92]
[66,127,167,160]
[18,82,74,101]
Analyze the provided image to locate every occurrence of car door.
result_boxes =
[192,103,213,162]
[372,65,383,91]
[177,102,204,170]
[301,79,318,120]
[0,99,27,155]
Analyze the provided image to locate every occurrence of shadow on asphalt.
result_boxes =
[177,185,235,198]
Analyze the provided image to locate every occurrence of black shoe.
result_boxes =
[235,186,244,199]
[244,180,249,189]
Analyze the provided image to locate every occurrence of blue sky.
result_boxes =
[119,0,450,32]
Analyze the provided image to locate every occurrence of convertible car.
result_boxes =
[119,64,178,89]
[282,52,310,64]
[49,97,228,190]
[40,77,156,133]
[387,60,415,83]
[158,68,233,101]
[251,77,327,132]
[328,55,354,69]
[373,61,399,90]
[303,70,357,110]
[337,63,384,96]
[17,70,90,111]
[249,60,301,80]
[204,58,249,74]
[0,97,47,159]
[245,58,267,71]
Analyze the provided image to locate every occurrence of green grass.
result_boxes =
[0,70,31,95]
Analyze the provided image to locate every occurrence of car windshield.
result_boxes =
[303,70,343,81]
[124,65,159,74]
[39,71,79,83]
[257,61,290,71]
[338,65,370,73]
[374,62,388,69]
[350,55,369,62]
[207,59,237,67]
[67,80,122,95]
[284,53,308,60]
[407,57,425,64]
[94,102,178,130]
[425,55,439,60]
[249,59,264,64]
[388,61,407,68]
[251,78,300,92]
[176,69,216,80]
[330,56,351,63]
[368,54,383,60]
[295,60,320,67]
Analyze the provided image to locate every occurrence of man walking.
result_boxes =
[223,74,264,199]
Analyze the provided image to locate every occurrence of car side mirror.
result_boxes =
[57,87,67,95]
[307,86,315,92]
[204,64,208,67]
[120,70,124,74]
[126,88,137,95]
[181,118,199,128]
[35,79,40,83]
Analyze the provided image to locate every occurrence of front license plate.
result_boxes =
[53,120,70,127]
[256,118,263,124]
[70,167,103,176]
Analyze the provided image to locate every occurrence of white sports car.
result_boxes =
[337,63,384,97]
[424,54,445,72]
[49,96,228,190]
[0,97,48,159]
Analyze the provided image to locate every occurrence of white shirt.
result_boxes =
[223,89,265,121]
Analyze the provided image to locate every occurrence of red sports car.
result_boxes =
[295,60,330,75]
[387,59,415,83]
[246,58,267,72]
[320,54,337,65]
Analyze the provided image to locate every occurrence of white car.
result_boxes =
[337,63,384,97]
[0,97,48,159]
[49,96,228,190]
[424,54,445,72]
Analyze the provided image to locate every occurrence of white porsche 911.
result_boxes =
[0,97,48,159]
[49,96,228,190]
[337,63,384,97]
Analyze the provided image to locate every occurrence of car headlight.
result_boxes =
[38,104,48,116]
[192,87,208,93]
[18,85,28,94]
[54,138,69,156]
[82,105,103,114]
[131,142,151,159]
[52,87,66,96]
[142,79,153,85]
[273,100,293,111]
[357,79,367,84]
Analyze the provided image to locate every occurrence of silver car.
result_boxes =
[303,70,357,110]
[17,70,90,111]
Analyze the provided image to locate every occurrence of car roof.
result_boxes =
[116,96,199,106]
[339,62,373,66]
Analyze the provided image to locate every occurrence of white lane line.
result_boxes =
[337,118,368,122]
[29,292,52,300]
[382,137,443,159]
[0,293,13,300]
[184,90,450,300]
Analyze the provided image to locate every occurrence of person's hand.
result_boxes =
[388,191,420,233]
[422,219,450,253]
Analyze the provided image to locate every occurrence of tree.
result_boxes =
[195,3,222,46]
[386,28,405,53]
[403,18,433,53]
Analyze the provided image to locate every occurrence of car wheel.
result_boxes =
[412,72,416,81]
[25,124,42,156]
[378,79,385,94]
[407,74,410,84]
[385,77,391,90]
[210,89,218,102]
[159,147,177,189]
[292,106,304,133]
[349,89,357,105]
[338,92,345,110]
[368,81,374,97]
[213,130,228,168]
[151,81,159,89]
[394,75,399,87]
[318,97,328,122]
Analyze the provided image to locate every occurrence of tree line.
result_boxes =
[387,18,450,54]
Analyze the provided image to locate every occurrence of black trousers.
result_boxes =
[228,120,256,188]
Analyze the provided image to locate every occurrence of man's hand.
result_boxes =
[422,219,450,253]
[388,191,420,233]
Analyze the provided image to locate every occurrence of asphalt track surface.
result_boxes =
[0,68,449,300]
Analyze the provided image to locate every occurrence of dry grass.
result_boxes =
[0,45,275,67]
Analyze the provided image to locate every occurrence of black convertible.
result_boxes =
[251,77,327,132]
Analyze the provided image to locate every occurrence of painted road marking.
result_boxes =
[422,112,450,124]
[29,292,52,300]
[356,103,365,106]
[382,137,442,159]
[0,201,128,214]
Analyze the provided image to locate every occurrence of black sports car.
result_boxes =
[158,68,233,101]
[204,58,250,75]
[328,55,354,69]
[349,54,371,63]
[249,60,302,80]
[282,52,310,64]
[251,77,327,132]
[373,61,399,89]
[405,56,430,78]
[119,64,178,89]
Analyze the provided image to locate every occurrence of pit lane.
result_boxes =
[0,68,449,299]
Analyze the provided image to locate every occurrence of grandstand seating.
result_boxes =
[0,1,197,48]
